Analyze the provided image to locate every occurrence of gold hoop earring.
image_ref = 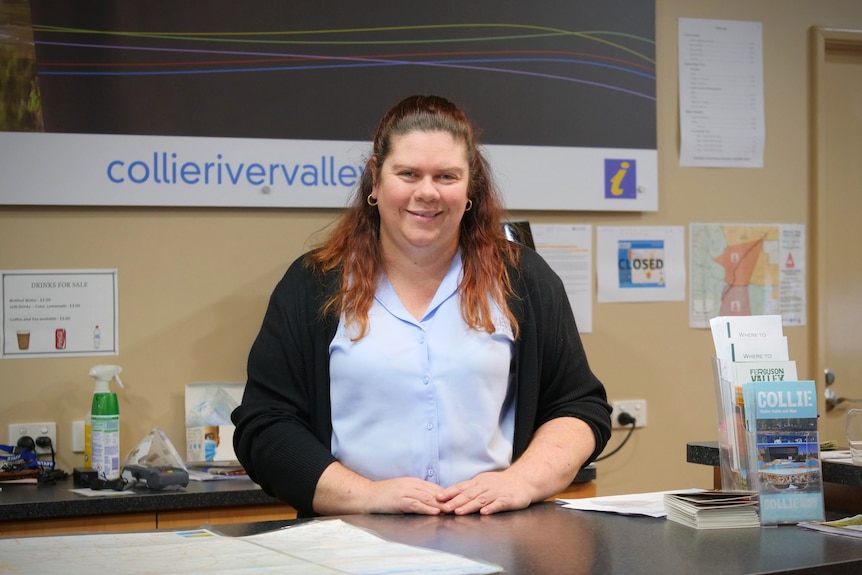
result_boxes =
[465,199,473,212]
[367,194,378,207]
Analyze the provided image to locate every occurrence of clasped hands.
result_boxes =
[371,469,535,516]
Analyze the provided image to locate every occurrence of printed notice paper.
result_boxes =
[1,269,118,358]
[532,224,593,333]
[596,226,685,302]
[678,18,765,168]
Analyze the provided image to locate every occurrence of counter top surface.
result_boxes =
[0,476,280,521]
[4,476,862,574]
[0,466,596,522]
[224,502,862,574]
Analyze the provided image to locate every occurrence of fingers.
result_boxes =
[436,474,532,516]
[402,482,448,514]
[437,482,495,515]
[374,478,448,515]
[405,498,445,515]
[368,475,528,516]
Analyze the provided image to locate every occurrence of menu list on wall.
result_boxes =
[678,18,765,168]
[1,270,118,358]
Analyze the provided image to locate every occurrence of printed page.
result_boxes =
[678,18,764,168]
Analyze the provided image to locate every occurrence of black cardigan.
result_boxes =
[232,246,611,516]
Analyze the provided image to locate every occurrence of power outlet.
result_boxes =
[72,420,85,453]
[8,422,57,455]
[611,400,647,428]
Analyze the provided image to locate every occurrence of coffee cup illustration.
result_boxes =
[17,330,30,350]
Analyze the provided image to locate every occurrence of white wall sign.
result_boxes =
[1,269,118,358]
[0,132,657,211]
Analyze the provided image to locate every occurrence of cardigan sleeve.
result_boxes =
[513,247,613,464]
[231,255,338,515]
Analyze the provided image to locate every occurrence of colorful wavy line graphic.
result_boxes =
[32,23,655,101]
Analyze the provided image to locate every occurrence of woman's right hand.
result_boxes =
[367,477,448,515]
[313,462,446,515]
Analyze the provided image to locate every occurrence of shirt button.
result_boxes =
[426,422,433,430]
[423,376,430,385]
[427,469,435,478]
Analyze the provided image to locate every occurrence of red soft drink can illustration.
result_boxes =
[55,328,66,350]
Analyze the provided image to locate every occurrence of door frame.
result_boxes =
[809,27,862,402]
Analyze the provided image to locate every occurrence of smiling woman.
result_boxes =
[231,94,612,518]
[370,130,470,298]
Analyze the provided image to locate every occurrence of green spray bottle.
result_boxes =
[88,364,124,480]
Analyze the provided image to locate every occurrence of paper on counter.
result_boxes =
[820,450,853,461]
[559,489,704,518]
[799,514,862,539]
[0,519,503,575]
[245,519,503,574]
[70,487,136,497]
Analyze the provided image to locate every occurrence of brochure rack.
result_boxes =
[711,356,755,493]
[709,315,826,525]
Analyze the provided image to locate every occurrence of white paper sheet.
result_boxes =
[532,224,592,333]
[2,268,118,358]
[678,18,765,168]
[558,489,704,518]
[596,226,685,302]
[0,520,503,575]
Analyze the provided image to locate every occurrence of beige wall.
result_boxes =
[2,0,861,497]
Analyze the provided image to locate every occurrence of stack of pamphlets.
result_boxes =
[664,490,760,529]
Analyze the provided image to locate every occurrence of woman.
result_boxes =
[232,95,611,517]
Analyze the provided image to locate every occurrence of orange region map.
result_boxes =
[714,227,779,316]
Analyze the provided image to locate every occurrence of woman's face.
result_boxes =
[372,130,470,262]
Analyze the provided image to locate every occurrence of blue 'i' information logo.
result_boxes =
[604,159,637,199]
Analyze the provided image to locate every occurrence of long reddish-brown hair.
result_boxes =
[308,95,519,339]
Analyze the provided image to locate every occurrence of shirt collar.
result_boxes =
[375,250,463,324]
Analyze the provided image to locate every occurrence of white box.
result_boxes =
[185,382,244,466]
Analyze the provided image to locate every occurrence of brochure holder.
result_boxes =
[711,356,757,493]
[714,356,825,525]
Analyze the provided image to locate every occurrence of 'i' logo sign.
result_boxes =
[604,159,637,199]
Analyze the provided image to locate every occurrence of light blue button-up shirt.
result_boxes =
[329,251,515,487]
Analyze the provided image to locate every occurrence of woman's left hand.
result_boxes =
[434,470,533,515]
[435,417,596,515]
